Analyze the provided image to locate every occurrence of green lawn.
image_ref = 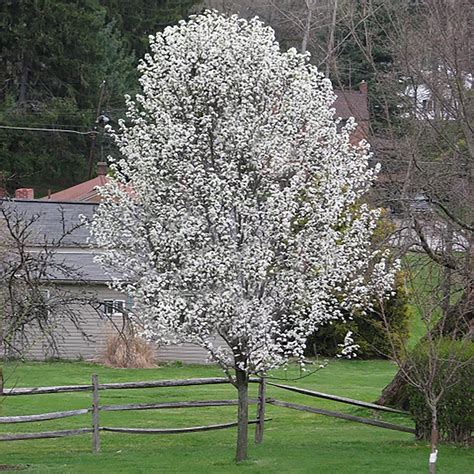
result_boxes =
[0,360,471,473]
[403,252,465,349]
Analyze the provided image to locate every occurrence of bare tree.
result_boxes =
[201,0,342,67]
[369,0,471,334]
[378,254,472,473]
[331,2,473,472]
[0,201,99,359]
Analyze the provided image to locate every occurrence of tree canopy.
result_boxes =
[91,11,395,461]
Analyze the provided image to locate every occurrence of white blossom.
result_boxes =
[337,331,360,359]
[90,11,395,376]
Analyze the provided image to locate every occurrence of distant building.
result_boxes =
[44,162,108,203]
[403,69,473,120]
[333,82,370,144]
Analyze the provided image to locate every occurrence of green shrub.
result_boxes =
[407,339,473,444]
[306,272,412,359]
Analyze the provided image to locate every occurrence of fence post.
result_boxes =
[254,377,266,444]
[92,374,100,453]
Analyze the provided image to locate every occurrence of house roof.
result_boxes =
[45,174,106,202]
[0,199,97,246]
[0,199,119,282]
[47,251,119,282]
[333,90,370,122]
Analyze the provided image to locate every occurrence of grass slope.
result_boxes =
[0,360,471,473]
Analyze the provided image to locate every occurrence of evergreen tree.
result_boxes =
[0,0,198,195]
[100,0,200,60]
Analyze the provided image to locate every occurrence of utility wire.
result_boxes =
[0,122,92,130]
[0,125,98,135]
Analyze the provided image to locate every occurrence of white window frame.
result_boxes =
[113,300,125,315]
[103,299,125,316]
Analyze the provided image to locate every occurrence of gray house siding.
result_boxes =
[25,285,121,361]
[24,285,216,364]
[1,199,223,365]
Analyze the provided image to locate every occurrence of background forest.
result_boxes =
[0,0,199,195]
[0,0,397,196]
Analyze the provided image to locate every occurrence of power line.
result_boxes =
[0,125,98,136]
[0,122,92,130]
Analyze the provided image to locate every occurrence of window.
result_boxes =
[114,300,125,313]
[336,118,348,132]
[421,99,433,112]
[408,0,425,7]
[103,300,114,315]
[103,299,125,315]
[31,289,51,319]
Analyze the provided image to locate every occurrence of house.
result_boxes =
[403,69,473,120]
[44,162,108,203]
[1,87,370,363]
[333,82,370,144]
[0,197,214,363]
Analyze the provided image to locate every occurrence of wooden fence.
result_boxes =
[266,381,415,435]
[0,375,415,452]
[0,375,267,452]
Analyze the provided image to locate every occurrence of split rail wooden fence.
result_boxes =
[0,375,266,452]
[266,381,415,435]
[0,375,415,452]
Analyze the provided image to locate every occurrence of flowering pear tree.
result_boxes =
[91,11,395,461]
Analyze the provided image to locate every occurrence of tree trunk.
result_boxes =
[376,368,410,409]
[429,411,439,474]
[301,1,313,54]
[326,0,338,78]
[19,56,30,104]
[235,368,249,462]
[441,223,453,319]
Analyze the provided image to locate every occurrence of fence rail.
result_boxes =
[2,377,259,396]
[268,399,415,434]
[0,409,89,424]
[267,382,409,415]
[0,428,93,442]
[101,418,270,435]
[0,374,414,451]
[0,375,267,452]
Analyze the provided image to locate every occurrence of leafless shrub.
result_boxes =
[101,326,156,369]
[0,200,99,358]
